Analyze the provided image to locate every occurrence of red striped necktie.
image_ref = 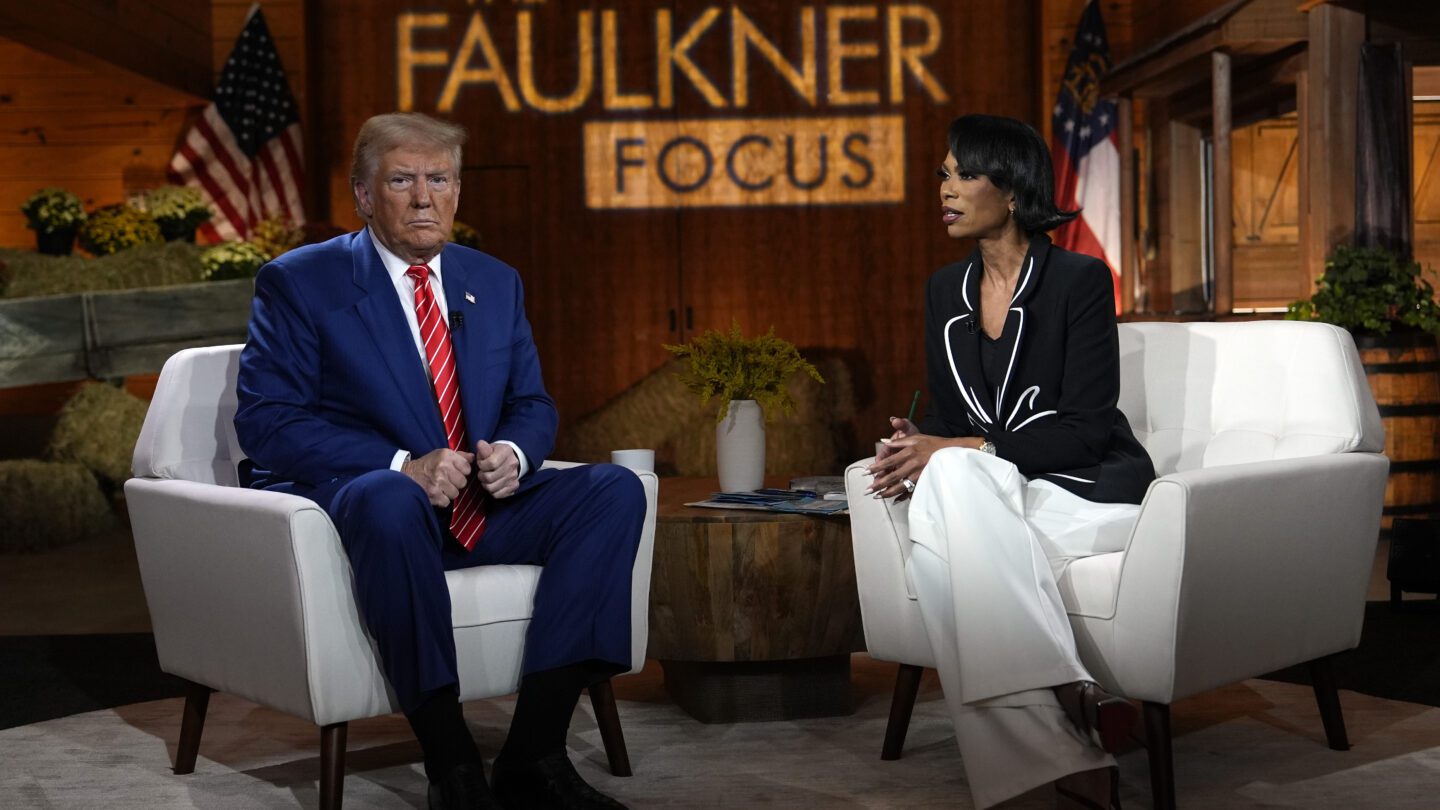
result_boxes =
[406,264,487,550]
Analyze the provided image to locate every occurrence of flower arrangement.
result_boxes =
[200,240,269,281]
[1286,246,1440,336]
[78,205,163,256]
[451,221,482,250]
[21,187,87,235]
[141,185,212,241]
[249,214,304,260]
[664,321,824,422]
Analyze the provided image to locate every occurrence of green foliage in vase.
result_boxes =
[21,187,87,235]
[664,321,824,422]
[1286,245,1440,336]
[78,205,163,255]
[201,240,269,281]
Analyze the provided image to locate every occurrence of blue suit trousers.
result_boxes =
[306,463,646,714]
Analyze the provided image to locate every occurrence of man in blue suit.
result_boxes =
[235,112,643,810]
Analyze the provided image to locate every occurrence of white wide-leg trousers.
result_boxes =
[906,447,1141,808]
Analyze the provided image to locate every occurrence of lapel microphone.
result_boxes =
[967,319,976,334]
[449,311,464,330]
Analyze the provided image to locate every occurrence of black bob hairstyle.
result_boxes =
[946,114,1077,236]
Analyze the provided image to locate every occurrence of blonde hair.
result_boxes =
[349,112,467,188]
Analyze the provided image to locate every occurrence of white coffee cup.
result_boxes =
[611,448,655,472]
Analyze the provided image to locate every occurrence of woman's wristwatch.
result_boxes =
[979,439,997,455]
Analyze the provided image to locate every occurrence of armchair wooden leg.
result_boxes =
[588,679,632,777]
[174,681,214,774]
[881,664,925,761]
[319,722,347,810]
[1309,654,1351,751]
[1143,701,1176,810]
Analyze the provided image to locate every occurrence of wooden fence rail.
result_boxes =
[0,279,252,389]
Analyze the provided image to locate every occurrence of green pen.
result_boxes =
[906,390,920,423]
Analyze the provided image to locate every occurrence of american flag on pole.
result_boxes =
[168,4,305,242]
[1051,0,1121,314]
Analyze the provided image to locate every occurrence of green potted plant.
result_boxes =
[665,321,823,491]
[142,185,213,242]
[21,187,87,255]
[1287,244,1440,533]
[1286,245,1440,336]
[200,240,269,281]
[78,204,164,256]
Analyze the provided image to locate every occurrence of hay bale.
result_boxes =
[47,382,148,485]
[0,460,113,552]
[0,241,205,299]
[560,355,857,477]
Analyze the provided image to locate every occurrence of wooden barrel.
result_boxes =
[1357,331,1440,532]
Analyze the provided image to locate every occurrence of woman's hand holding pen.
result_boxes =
[867,424,984,500]
[875,416,917,461]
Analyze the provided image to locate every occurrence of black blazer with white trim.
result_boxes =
[919,234,1155,505]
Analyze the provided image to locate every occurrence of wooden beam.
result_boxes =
[1212,51,1234,315]
[303,0,327,224]
[0,2,210,101]
[1106,32,1224,98]
[1118,96,1137,314]
[1301,2,1363,282]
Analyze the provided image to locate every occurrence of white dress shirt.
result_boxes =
[367,229,530,478]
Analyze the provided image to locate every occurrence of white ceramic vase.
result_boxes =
[716,399,765,492]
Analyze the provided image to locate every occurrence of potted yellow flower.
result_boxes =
[142,186,213,243]
[21,188,87,255]
[78,205,163,256]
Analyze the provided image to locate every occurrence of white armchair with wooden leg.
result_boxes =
[845,321,1388,810]
[125,344,659,809]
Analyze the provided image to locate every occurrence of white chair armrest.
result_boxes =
[844,458,935,668]
[1106,452,1389,701]
[124,477,389,724]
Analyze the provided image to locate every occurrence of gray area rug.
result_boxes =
[4,658,1440,808]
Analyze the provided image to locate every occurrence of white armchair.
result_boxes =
[845,320,1388,810]
[125,345,659,810]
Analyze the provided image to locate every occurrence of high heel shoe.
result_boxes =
[1056,681,1138,754]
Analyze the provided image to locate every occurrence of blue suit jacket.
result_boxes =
[234,230,558,496]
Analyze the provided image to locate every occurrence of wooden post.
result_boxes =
[1118,95,1137,315]
[1162,117,1204,313]
[1212,51,1234,315]
[1302,3,1364,283]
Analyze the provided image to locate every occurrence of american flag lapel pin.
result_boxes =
[464,292,475,304]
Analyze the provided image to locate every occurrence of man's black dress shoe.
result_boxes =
[428,762,502,810]
[491,752,627,809]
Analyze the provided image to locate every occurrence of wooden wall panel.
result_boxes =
[1413,101,1440,288]
[0,40,195,249]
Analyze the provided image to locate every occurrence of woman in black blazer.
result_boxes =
[867,115,1156,809]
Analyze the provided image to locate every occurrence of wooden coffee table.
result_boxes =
[647,477,865,723]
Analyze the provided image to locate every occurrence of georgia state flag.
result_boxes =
[1051,0,1122,314]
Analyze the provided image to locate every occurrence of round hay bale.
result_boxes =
[47,382,149,485]
[0,460,113,552]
